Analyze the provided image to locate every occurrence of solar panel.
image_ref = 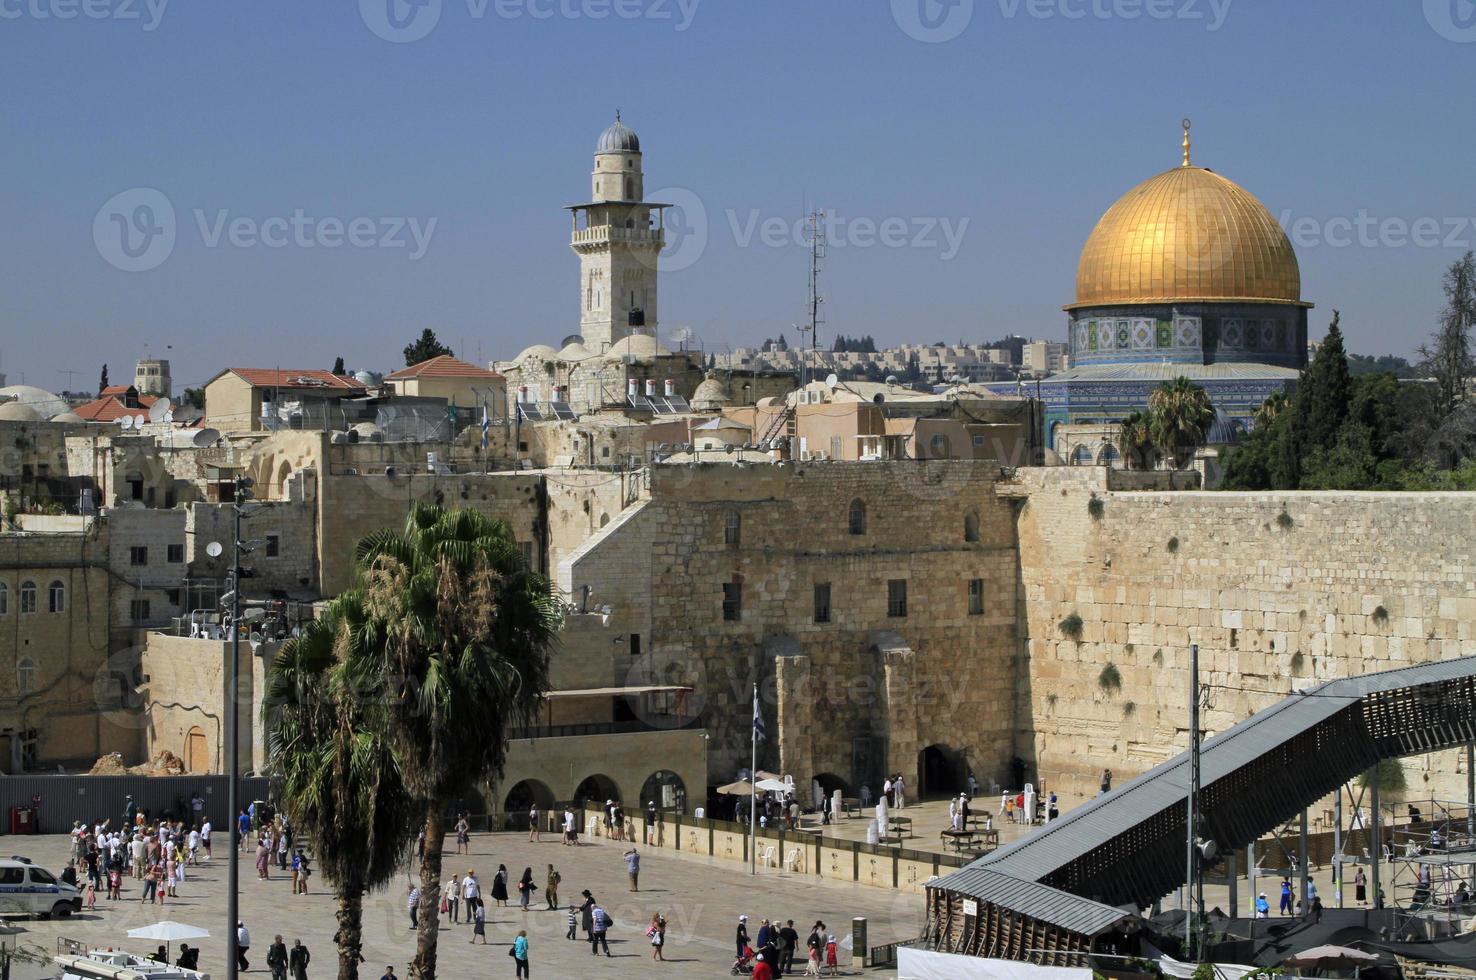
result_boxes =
[666,395,691,412]
[550,401,577,421]
[517,403,546,422]
[649,398,676,415]
[628,395,654,411]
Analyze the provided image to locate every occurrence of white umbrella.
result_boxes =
[755,779,791,793]
[127,921,211,942]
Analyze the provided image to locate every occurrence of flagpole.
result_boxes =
[751,681,757,876]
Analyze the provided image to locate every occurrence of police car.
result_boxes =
[0,855,82,919]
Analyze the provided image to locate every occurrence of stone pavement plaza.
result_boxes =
[6,832,923,978]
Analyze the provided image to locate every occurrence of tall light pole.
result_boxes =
[225,477,255,980]
[1184,642,1203,961]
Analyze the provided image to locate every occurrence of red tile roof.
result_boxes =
[74,393,157,422]
[224,369,365,390]
[100,385,135,397]
[385,355,503,381]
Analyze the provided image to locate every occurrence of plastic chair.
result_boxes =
[760,846,776,868]
[784,848,803,872]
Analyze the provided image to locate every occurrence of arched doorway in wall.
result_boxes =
[502,779,557,831]
[276,459,294,499]
[918,744,968,800]
[184,726,209,773]
[572,773,622,808]
[639,771,687,813]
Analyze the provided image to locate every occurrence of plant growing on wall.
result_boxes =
[1059,612,1084,639]
[1123,700,1136,717]
[1290,652,1305,675]
[1358,758,1407,794]
[1167,536,1179,553]
[1372,605,1389,623]
[1098,662,1122,694]
[1087,496,1105,520]
[1153,648,1164,665]
[1276,510,1294,529]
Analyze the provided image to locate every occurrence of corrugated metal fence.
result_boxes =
[0,775,272,834]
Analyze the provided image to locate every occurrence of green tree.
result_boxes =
[98,364,109,396]
[332,356,346,375]
[1420,251,1476,422]
[180,387,205,410]
[266,604,418,980]
[403,329,453,367]
[1147,377,1217,468]
[349,504,561,980]
[1298,312,1352,451]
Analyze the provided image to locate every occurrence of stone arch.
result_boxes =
[1070,444,1093,465]
[275,459,294,499]
[502,779,557,831]
[918,744,968,800]
[812,772,851,797]
[1098,443,1122,468]
[639,770,688,813]
[964,512,980,543]
[573,773,622,808]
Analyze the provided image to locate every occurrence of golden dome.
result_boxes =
[1068,165,1308,310]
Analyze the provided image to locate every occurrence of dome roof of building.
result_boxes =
[0,385,70,420]
[514,344,560,364]
[605,335,670,361]
[596,115,640,154]
[557,341,592,362]
[1068,163,1306,310]
[51,411,86,423]
[691,374,731,411]
[0,401,46,422]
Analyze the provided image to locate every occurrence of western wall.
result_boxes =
[1012,467,1476,803]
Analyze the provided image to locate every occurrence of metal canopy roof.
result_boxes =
[933,656,1476,936]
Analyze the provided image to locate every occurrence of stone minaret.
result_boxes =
[567,113,669,353]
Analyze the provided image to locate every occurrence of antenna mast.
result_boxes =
[803,210,827,389]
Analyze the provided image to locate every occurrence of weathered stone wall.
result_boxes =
[1013,468,1476,801]
[561,460,1020,795]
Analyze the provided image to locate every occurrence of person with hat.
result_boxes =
[735,915,751,960]
[462,869,481,916]
[1255,892,1269,918]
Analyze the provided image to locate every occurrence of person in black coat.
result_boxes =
[289,939,310,980]
[491,865,509,906]
[579,890,596,938]
[267,935,289,980]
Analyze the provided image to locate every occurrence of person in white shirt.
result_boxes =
[528,807,540,843]
[462,870,481,914]
[200,819,212,860]
[236,922,251,972]
[188,829,201,865]
[563,809,577,846]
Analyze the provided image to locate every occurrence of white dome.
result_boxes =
[557,341,592,362]
[0,402,45,422]
[515,344,559,364]
[51,411,86,423]
[0,385,68,420]
[605,335,670,361]
[691,375,731,411]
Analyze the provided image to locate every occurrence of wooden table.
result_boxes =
[888,816,914,839]
[940,830,982,854]
[841,797,861,818]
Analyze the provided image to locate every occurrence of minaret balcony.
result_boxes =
[571,225,666,247]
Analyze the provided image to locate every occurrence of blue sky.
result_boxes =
[3,0,1474,392]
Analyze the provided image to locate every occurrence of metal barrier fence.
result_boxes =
[0,774,272,834]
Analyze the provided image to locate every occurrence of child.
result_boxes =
[566,904,578,941]
[84,880,96,911]
[470,903,486,944]
[825,934,839,976]
[108,866,122,901]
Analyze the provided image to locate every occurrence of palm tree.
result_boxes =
[1148,377,1217,468]
[349,504,562,980]
[1118,411,1155,470]
[265,600,418,980]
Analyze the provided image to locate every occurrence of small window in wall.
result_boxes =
[48,580,64,614]
[722,579,743,622]
[16,659,36,695]
[266,535,280,557]
[887,579,908,618]
[167,544,184,563]
[629,633,641,657]
[130,546,148,566]
[0,582,8,616]
[130,599,151,623]
[964,513,980,542]
[848,499,867,535]
[968,578,985,616]
[813,583,831,624]
[519,541,535,570]
[724,510,741,546]
[19,581,36,615]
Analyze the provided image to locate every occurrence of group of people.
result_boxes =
[66,807,213,908]
[734,916,838,978]
[245,807,311,893]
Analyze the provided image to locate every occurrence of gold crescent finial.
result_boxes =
[1181,118,1192,167]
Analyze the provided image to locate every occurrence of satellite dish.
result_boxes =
[148,398,172,422]
[121,415,137,430]
[825,373,839,391]
[885,375,899,386]
[192,428,221,448]
[242,608,267,623]
[162,412,174,424]
[205,542,224,559]
[114,417,130,428]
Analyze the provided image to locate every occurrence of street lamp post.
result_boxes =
[225,477,254,980]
